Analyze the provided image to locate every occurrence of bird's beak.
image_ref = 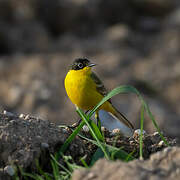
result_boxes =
[88,63,97,67]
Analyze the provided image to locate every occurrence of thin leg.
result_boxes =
[68,110,89,129]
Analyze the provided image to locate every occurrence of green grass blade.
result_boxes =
[90,148,105,166]
[78,133,120,152]
[35,160,52,180]
[88,85,168,146]
[59,85,167,163]
[88,85,139,118]
[63,156,82,171]
[78,133,134,163]
[50,156,60,180]
[50,154,72,176]
[89,120,104,141]
[125,149,136,162]
[80,157,89,168]
[139,105,144,160]
[19,166,43,180]
[76,108,110,160]
[50,160,60,180]
[110,148,134,161]
[143,103,169,145]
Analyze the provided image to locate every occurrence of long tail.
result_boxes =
[111,105,134,129]
[97,109,134,136]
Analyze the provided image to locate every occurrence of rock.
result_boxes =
[4,166,15,176]
[72,147,180,180]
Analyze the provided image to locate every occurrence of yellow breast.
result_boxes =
[64,67,103,110]
[64,67,116,115]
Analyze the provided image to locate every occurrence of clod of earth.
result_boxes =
[0,111,178,179]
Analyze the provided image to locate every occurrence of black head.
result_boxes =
[70,58,96,70]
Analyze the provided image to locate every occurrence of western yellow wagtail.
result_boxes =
[64,58,134,133]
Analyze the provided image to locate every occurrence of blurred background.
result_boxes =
[0,0,179,139]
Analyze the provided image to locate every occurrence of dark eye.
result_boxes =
[78,63,83,69]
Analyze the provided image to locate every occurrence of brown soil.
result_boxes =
[0,111,177,179]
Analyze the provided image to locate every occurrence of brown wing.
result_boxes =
[90,72,112,103]
[91,72,134,129]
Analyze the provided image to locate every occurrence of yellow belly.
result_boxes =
[64,68,114,113]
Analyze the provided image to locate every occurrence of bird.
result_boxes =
[64,58,134,134]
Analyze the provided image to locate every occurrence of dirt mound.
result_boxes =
[0,111,86,179]
[73,147,180,180]
[0,110,177,179]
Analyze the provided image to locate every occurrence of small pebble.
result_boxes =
[64,126,72,133]
[133,129,147,139]
[79,147,84,154]
[112,128,121,134]
[153,132,159,136]
[62,128,69,133]
[65,126,70,131]
[110,128,122,137]
[135,129,146,135]
[71,122,79,128]
[82,125,89,132]
[24,114,30,120]
[4,165,15,176]
[41,142,49,149]
[158,140,165,146]
[9,120,16,124]
[19,114,25,119]
[101,126,106,132]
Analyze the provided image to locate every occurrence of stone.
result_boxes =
[72,147,180,180]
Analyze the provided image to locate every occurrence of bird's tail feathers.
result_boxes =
[112,106,134,129]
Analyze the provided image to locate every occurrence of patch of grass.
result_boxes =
[77,133,134,165]
[60,85,168,158]
[140,105,144,160]
[17,155,77,180]
[15,85,168,180]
